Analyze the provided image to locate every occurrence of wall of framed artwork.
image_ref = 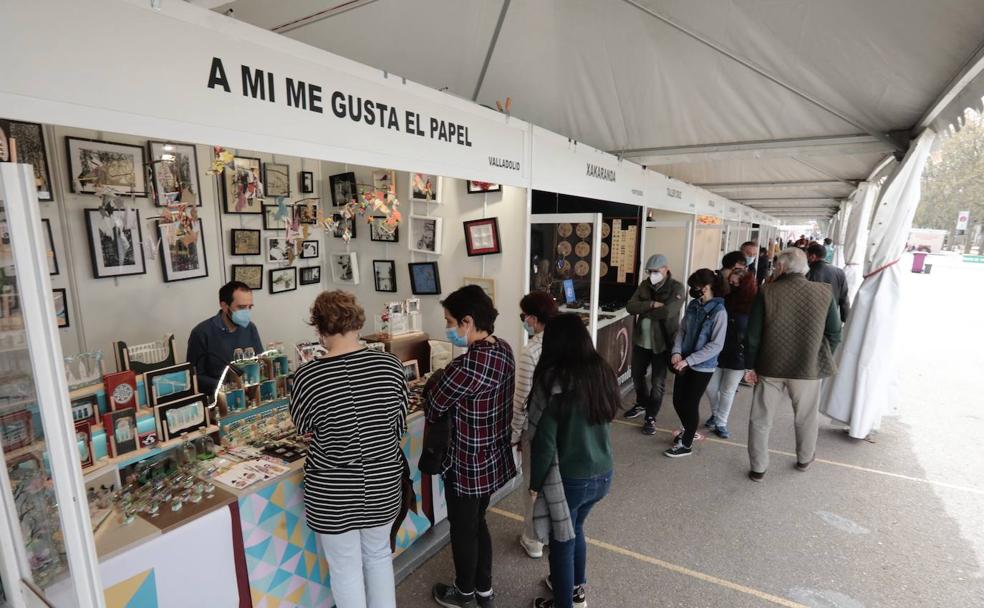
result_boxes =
[329,252,360,285]
[408,215,443,255]
[373,260,397,292]
[158,219,209,282]
[231,264,264,290]
[148,141,201,206]
[269,267,298,294]
[463,217,501,256]
[66,136,148,196]
[299,266,321,285]
[83,207,147,279]
[0,118,53,200]
[230,229,261,256]
[263,162,290,197]
[299,240,319,259]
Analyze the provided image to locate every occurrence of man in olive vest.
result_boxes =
[744,248,842,481]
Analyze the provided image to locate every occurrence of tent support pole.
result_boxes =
[472,0,512,101]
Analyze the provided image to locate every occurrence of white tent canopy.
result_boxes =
[213,0,984,223]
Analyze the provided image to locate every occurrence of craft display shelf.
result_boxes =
[97,424,220,470]
[217,396,289,429]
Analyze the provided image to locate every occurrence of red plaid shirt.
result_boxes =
[427,337,516,496]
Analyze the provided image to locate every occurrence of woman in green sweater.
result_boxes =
[528,313,620,608]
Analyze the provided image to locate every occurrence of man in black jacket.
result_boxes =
[806,243,850,322]
[624,254,686,435]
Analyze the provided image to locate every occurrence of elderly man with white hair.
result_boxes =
[743,248,842,482]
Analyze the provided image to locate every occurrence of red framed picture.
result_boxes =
[0,410,34,453]
[466,181,501,194]
[463,218,501,257]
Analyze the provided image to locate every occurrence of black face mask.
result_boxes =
[689,286,704,299]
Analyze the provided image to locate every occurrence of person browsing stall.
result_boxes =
[186,280,264,396]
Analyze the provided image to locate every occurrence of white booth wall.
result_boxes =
[643,209,693,282]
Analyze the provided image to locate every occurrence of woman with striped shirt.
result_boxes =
[289,291,408,608]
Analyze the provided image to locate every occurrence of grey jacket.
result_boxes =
[625,275,686,353]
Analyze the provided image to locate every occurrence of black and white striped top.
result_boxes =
[289,349,409,535]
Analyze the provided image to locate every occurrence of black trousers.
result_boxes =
[631,345,670,417]
[672,369,714,447]
[445,486,493,594]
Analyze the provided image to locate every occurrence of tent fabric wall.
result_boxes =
[841,182,880,303]
[822,130,937,439]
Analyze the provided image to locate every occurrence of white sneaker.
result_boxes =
[519,534,543,559]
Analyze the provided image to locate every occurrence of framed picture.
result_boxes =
[101,409,138,457]
[42,218,58,275]
[70,394,99,425]
[463,217,502,256]
[463,276,496,305]
[408,215,443,255]
[74,420,93,468]
[373,259,397,292]
[299,240,320,259]
[145,363,198,409]
[331,213,357,239]
[402,360,420,383]
[230,228,261,256]
[299,171,314,194]
[370,216,399,242]
[0,410,34,453]
[372,169,396,194]
[222,155,263,214]
[53,288,69,328]
[467,180,501,194]
[330,251,360,285]
[264,162,290,197]
[155,393,208,442]
[158,218,208,282]
[329,172,357,206]
[0,119,53,200]
[266,236,294,264]
[294,199,319,224]
[269,267,298,294]
[231,264,264,290]
[263,204,288,230]
[410,173,442,203]
[299,266,321,285]
[148,141,201,206]
[103,370,138,411]
[408,261,442,295]
[84,208,146,278]
[66,136,147,196]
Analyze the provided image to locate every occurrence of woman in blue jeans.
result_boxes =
[527,313,619,608]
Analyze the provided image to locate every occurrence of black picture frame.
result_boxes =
[65,136,148,196]
[408,262,442,295]
[463,217,502,257]
[155,393,208,442]
[294,199,319,225]
[269,267,298,294]
[0,119,53,201]
[263,204,288,230]
[329,172,357,206]
[158,218,209,283]
[369,216,399,242]
[299,240,320,259]
[53,288,69,328]
[264,162,291,197]
[230,229,262,256]
[373,260,397,292]
[148,141,202,207]
[231,264,264,290]
[299,171,314,194]
[42,218,58,275]
[83,208,147,279]
[331,213,357,239]
[144,362,198,409]
[221,155,263,214]
[299,266,321,285]
[467,180,502,194]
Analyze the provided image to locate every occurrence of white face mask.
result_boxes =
[649,271,664,285]
[745,255,756,266]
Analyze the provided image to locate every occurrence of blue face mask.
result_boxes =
[231,309,251,328]
[523,319,536,337]
[446,326,469,347]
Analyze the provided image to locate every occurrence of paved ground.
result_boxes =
[397,254,984,608]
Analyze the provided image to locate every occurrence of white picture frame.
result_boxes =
[330,251,360,285]
[408,215,443,255]
[409,173,442,203]
[266,236,294,264]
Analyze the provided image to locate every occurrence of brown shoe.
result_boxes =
[796,459,815,471]
[748,470,766,482]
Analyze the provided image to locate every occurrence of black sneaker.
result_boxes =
[433,583,477,608]
[703,415,717,428]
[748,470,766,482]
[534,599,553,608]
[542,577,587,606]
[623,404,645,419]
[664,444,693,458]
[476,591,496,608]
[642,417,657,435]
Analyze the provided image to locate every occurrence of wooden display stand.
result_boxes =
[362,332,432,374]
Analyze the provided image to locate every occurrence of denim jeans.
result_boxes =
[319,522,396,608]
[549,471,613,608]
[705,368,744,426]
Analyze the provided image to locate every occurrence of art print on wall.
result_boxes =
[148,141,201,206]
[53,288,69,328]
[158,218,208,282]
[467,181,501,194]
[0,119,53,200]
[329,172,357,207]
[408,262,441,295]
[299,266,321,285]
[42,218,58,275]
[264,162,290,197]
[231,264,264,290]
[269,267,298,294]
[145,363,198,408]
[156,394,208,442]
[84,208,146,278]
[372,169,396,194]
[330,252,360,285]
[231,229,261,256]
[331,213,357,239]
[463,218,501,256]
[299,240,319,259]
[294,200,319,225]
[373,260,397,292]
[408,215,443,255]
[266,236,295,264]
[263,204,288,230]
[370,216,399,242]
[66,137,147,196]
[410,173,441,203]
[222,155,263,214]
[299,171,314,194]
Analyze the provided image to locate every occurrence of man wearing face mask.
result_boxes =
[740,241,759,279]
[624,254,686,435]
[186,280,264,397]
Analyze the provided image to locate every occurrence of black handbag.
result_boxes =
[417,368,450,475]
